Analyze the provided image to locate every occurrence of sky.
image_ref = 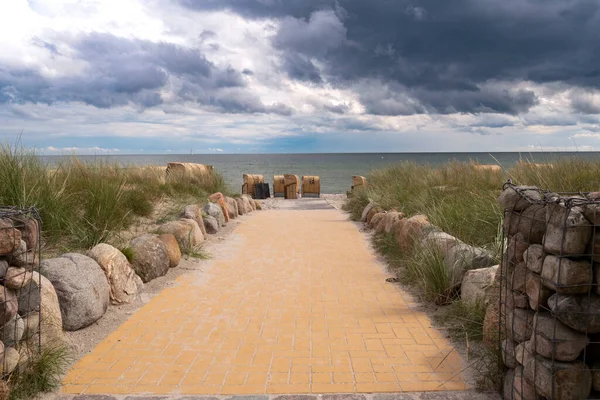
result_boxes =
[1,0,600,154]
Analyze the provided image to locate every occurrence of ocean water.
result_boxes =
[42,152,600,194]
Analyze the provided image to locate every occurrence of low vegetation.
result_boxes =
[0,143,229,251]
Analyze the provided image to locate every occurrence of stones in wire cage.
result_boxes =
[0,210,41,376]
[499,185,600,400]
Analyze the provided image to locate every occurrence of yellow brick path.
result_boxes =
[62,209,469,395]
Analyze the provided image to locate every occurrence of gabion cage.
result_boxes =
[499,182,600,400]
[0,207,42,378]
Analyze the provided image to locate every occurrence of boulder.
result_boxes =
[366,206,381,225]
[383,212,403,234]
[510,262,528,293]
[544,204,592,256]
[524,356,591,400]
[225,197,239,219]
[157,219,203,253]
[361,203,377,222]
[243,194,256,211]
[502,339,518,369]
[507,233,528,267]
[513,366,540,400]
[503,205,547,244]
[525,272,552,311]
[548,293,600,333]
[182,204,208,239]
[88,243,144,304]
[208,192,230,223]
[523,244,544,274]
[0,288,18,328]
[370,212,385,230]
[203,202,226,227]
[533,312,588,362]
[444,243,495,285]
[422,231,462,255]
[129,235,170,283]
[0,218,21,255]
[40,253,110,331]
[514,340,535,366]
[498,185,542,211]
[8,240,28,267]
[1,346,19,375]
[395,214,433,252]
[204,215,219,234]
[235,197,246,216]
[460,265,499,306]
[1,315,24,348]
[13,217,39,251]
[22,311,39,339]
[0,260,7,279]
[4,266,33,290]
[506,307,535,343]
[541,255,592,294]
[157,234,181,268]
[16,274,63,346]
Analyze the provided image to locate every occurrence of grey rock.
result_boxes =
[503,205,547,244]
[0,287,18,328]
[157,219,203,253]
[1,314,24,347]
[512,366,540,400]
[40,253,110,331]
[1,346,19,375]
[514,340,535,366]
[0,260,8,279]
[503,369,515,400]
[461,265,498,306]
[25,274,64,346]
[361,203,377,222]
[498,185,542,211]
[204,215,219,234]
[509,262,528,293]
[525,272,551,311]
[544,204,592,256]
[548,293,600,333]
[533,312,588,362]
[8,240,28,267]
[22,311,39,339]
[541,255,592,294]
[502,339,517,369]
[524,355,591,400]
[203,202,225,227]
[507,233,528,267]
[506,307,534,343]
[182,204,207,240]
[445,244,496,284]
[505,290,529,309]
[129,235,169,283]
[523,244,544,274]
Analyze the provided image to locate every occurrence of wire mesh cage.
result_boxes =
[0,207,42,378]
[498,181,600,400]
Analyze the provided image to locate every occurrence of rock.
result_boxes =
[583,203,600,225]
[1,315,24,348]
[129,235,170,283]
[4,267,33,290]
[523,244,544,274]
[533,312,588,362]
[235,197,246,216]
[366,206,381,225]
[209,192,230,223]
[513,366,540,400]
[0,260,7,279]
[444,243,495,285]
[498,185,542,211]
[422,231,462,255]
[461,265,499,306]
[362,203,377,222]
[541,255,592,294]
[506,307,534,343]
[593,361,600,392]
[507,233,528,267]
[243,194,256,211]
[383,212,403,234]
[503,205,547,244]
[548,293,600,333]
[204,215,219,234]
[0,288,17,328]
[8,240,28,267]
[395,214,433,252]
[157,219,203,253]
[525,272,552,311]
[203,202,226,227]
[40,253,110,331]
[1,347,19,375]
[514,340,535,366]
[483,302,500,348]
[503,369,515,400]
[544,204,592,256]
[510,262,528,293]
[20,274,64,346]
[157,234,181,268]
[88,243,144,305]
[22,311,39,339]
[506,290,530,309]
[0,219,21,255]
[13,217,39,251]
[225,197,239,219]
[182,204,208,239]
[254,200,261,210]
[502,339,518,369]
[370,212,385,230]
[524,355,591,400]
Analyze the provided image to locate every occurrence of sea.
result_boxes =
[42,152,600,194]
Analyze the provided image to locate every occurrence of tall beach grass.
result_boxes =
[0,143,229,250]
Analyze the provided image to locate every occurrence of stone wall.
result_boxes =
[499,183,599,400]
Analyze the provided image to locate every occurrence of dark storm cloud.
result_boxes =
[281,53,322,83]
[180,0,600,115]
[0,33,286,114]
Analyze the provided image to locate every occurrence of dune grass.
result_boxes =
[0,143,230,250]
